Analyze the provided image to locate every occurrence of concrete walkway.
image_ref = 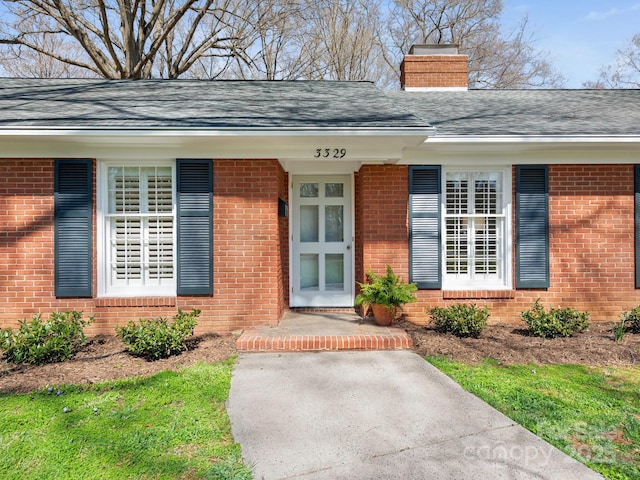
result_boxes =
[227,350,603,480]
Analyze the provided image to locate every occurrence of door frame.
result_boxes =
[289,174,355,307]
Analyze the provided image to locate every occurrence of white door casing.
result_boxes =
[291,175,353,307]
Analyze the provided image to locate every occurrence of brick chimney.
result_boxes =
[400,44,469,91]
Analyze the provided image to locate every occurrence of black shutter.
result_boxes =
[516,165,549,288]
[635,166,640,288]
[54,159,93,298]
[409,166,441,289]
[177,159,213,295]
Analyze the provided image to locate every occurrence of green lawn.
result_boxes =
[428,357,640,480]
[0,359,251,480]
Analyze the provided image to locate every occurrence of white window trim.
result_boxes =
[441,166,512,290]
[97,159,177,297]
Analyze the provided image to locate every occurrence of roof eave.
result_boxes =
[0,126,435,137]
[425,135,640,143]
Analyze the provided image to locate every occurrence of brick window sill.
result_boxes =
[443,290,515,300]
[95,297,177,308]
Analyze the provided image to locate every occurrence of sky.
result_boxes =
[501,1,640,87]
[0,1,637,87]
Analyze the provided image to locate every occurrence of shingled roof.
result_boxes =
[2,78,638,139]
[0,78,428,131]
[388,89,640,137]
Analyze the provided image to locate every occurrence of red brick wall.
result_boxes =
[0,158,285,335]
[357,164,640,325]
[356,165,410,282]
[207,159,283,332]
[0,159,88,326]
[400,55,469,89]
[3,159,637,333]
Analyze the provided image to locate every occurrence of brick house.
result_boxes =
[1,45,639,334]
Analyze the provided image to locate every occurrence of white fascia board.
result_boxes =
[402,135,640,165]
[415,135,640,155]
[0,128,432,161]
[0,126,434,137]
[424,135,640,144]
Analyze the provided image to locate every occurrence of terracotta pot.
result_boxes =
[371,303,396,326]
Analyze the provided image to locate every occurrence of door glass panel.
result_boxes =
[300,183,319,198]
[325,254,344,291]
[300,254,319,290]
[325,183,344,198]
[325,205,344,242]
[300,205,319,242]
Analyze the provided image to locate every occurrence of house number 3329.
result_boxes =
[314,148,347,158]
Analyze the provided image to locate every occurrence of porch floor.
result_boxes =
[236,310,413,352]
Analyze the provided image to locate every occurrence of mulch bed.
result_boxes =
[0,333,237,394]
[401,320,640,366]
[1,321,638,394]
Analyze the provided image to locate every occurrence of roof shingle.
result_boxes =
[0,78,427,130]
[388,89,640,136]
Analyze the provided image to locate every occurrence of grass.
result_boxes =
[0,359,251,480]
[428,357,640,480]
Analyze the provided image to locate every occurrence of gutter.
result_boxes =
[425,135,640,143]
[0,126,436,137]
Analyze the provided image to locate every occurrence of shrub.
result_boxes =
[116,309,200,360]
[0,311,93,365]
[520,299,589,339]
[619,306,640,333]
[611,317,627,342]
[429,303,489,338]
[613,306,640,341]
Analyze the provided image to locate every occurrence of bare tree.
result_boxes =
[219,0,388,82]
[0,14,92,77]
[585,34,640,89]
[0,0,258,79]
[301,0,386,82]
[385,0,565,88]
[0,0,562,86]
[218,0,318,80]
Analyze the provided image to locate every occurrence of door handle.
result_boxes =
[346,245,351,250]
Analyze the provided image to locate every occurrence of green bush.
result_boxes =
[520,299,589,338]
[619,306,640,333]
[116,309,200,360]
[429,303,489,338]
[613,306,640,341]
[0,311,93,365]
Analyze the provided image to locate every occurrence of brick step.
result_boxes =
[237,332,413,352]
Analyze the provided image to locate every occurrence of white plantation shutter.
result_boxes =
[112,218,142,280]
[106,166,175,294]
[147,171,174,280]
[443,171,507,288]
[148,217,174,279]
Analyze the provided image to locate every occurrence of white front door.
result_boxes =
[291,175,353,307]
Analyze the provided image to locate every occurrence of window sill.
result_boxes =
[443,290,514,300]
[96,297,177,308]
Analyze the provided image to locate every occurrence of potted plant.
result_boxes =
[355,265,417,326]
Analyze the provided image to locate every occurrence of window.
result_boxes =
[411,166,541,291]
[443,170,510,289]
[100,163,176,296]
